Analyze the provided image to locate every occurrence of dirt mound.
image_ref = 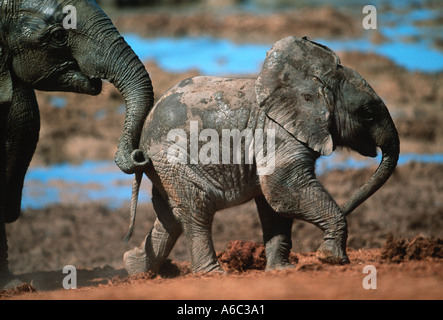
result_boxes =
[217,240,298,272]
[217,240,267,271]
[381,234,443,263]
[0,283,36,299]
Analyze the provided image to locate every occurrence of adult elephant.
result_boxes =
[123,36,400,275]
[0,0,152,288]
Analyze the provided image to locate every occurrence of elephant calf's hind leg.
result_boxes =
[181,209,224,274]
[124,189,182,275]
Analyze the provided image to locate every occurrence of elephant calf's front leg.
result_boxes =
[260,166,349,264]
[255,195,294,270]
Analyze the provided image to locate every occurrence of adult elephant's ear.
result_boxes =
[0,44,13,104]
[255,36,340,156]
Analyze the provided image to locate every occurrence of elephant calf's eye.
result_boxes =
[358,105,375,121]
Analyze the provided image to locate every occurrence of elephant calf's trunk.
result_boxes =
[342,128,400,215]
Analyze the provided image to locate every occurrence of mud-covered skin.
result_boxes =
[143,77,262,209]
[124,36,399,275]
[0,0,153,289]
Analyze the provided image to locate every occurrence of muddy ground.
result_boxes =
[2,4,443,300]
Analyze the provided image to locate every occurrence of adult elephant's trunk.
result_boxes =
[75,1,152,173]
[342,115,400,215]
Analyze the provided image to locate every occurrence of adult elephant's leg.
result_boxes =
[0,216,8,276]
[0,107,11,286]
[0,215,18,289]
[5,86,40,223]
[1,85,40,288]
[255,195,294,270]
[124,187,183,275]
[0,132,8,279]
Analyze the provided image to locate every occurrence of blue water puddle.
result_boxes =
[22,161,151,209]
[125,35,270,75]
[318,6,443,73]
[125,34,443,76]
[22,153,442,209]
[316,152,443,176]
[48,96,67,108]
[319,37,443,73]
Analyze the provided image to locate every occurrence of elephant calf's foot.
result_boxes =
[123,247,148,275]
[266,261,295,271]
[264,242,295,271]
[192,261,225,274]
[316,239,350,265]
[208,266,227,275]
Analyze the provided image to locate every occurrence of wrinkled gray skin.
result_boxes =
[0,0,152,288]
[124,36,400,275]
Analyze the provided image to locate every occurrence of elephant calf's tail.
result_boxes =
[124,171,143,243]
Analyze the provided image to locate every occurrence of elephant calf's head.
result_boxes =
[255,36,400,215]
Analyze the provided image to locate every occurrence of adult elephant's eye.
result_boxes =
[50,27,68,47]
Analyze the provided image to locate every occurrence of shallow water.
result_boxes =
[23,161,151,210]
[124,35,270,75]
[22,153,443,209]
[125,32,443,76]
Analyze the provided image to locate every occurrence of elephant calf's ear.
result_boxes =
[0,46,13,104]
[255,36,335,156]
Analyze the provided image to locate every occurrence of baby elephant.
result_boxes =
[123,36,399,274]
